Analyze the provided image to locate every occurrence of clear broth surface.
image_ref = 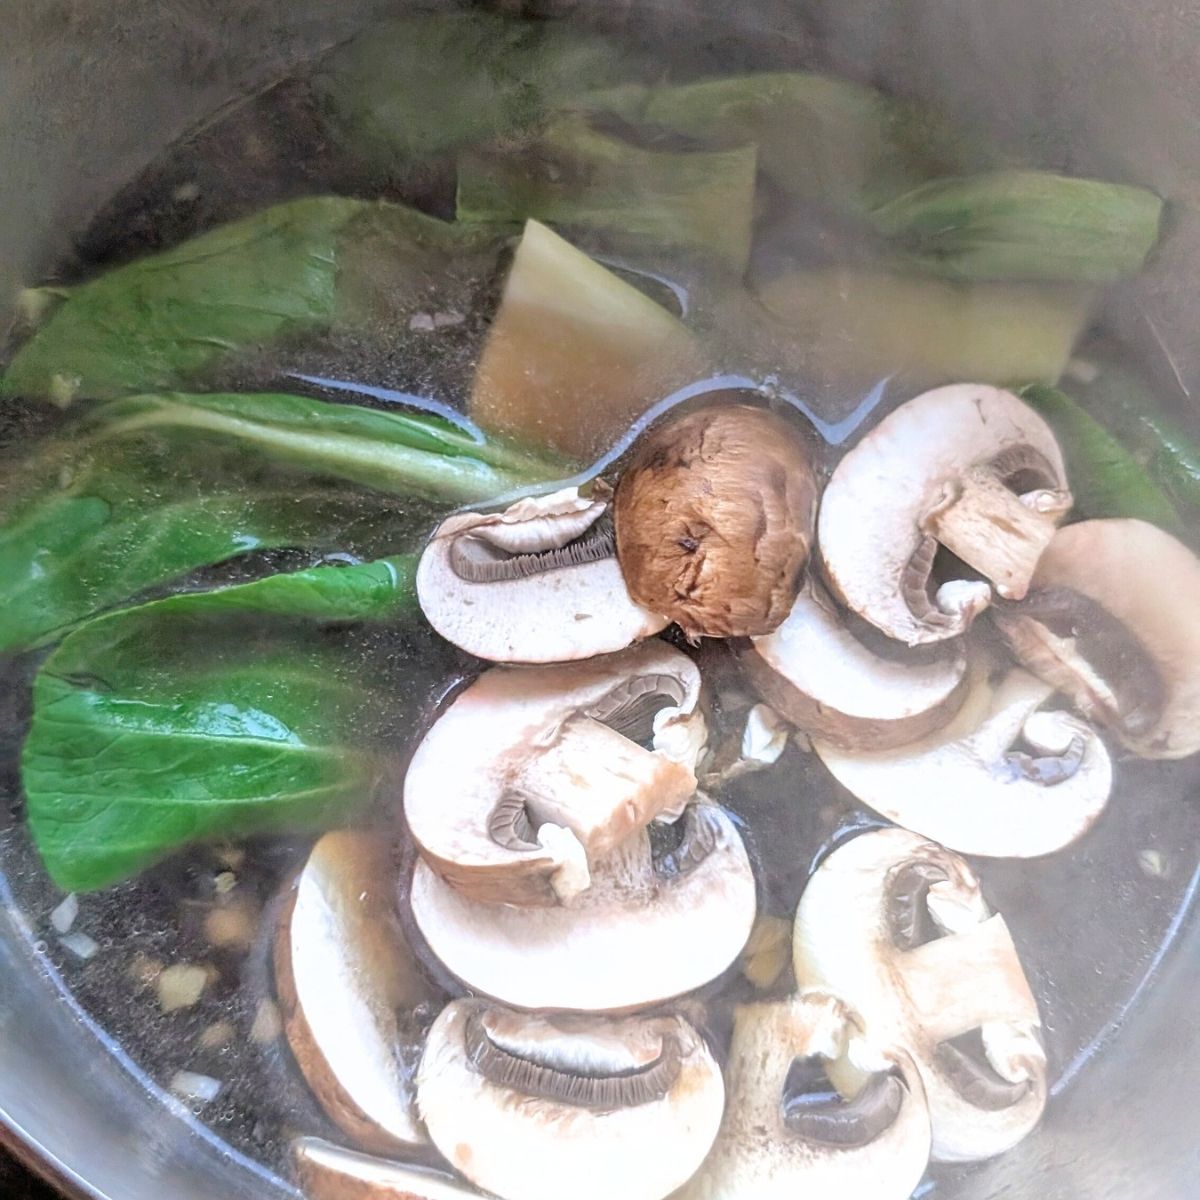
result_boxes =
[1,13,1198,1197]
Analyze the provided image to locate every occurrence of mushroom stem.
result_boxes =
[902,915,1040,1043]
[677,993,932,1200]
[921,468,1063,601]
[723,996,848,1128]
[583,831,657,901]
[515,715,697,861]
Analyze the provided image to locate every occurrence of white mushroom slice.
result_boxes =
[293,1137,479,1200]
[993,518,1200,759]
[740,581,969,750]
[404,641,705,908]
[819,384,1071,645]
[275,832,441,1154]
[417,1000,724,1200]
[416,486,667,663]
[679,991,931,1200]
[409,801,756,1011]
[813,667,1112,858]
[794,829,1047,1162]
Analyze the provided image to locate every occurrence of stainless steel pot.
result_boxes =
[1,2,1197,1197]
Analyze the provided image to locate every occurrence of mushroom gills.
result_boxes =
[586,672,687,745]
[418,999,725,1200]
[449,513,616,583]
[935,1029,1032,1111]
[415,489,668,664]
[887,861,951,951]
[901,536,957,629]
[1003,732,1086,785]
[995,585,1167,737]
[650,803,725,880]
[900,535,994,633]
[988,444,1072,516]
[465,1005,682,1109]
[488,791,538,850]
[782,1057,908,1148]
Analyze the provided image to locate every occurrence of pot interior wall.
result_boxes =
[0,3,1196,1199]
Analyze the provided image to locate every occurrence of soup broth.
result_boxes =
[1,9,1198,1198]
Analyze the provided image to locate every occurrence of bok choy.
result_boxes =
[315,12,636,172]
[756,269,1093,387]
[457,113,758,272]
[1059,358,1200,522]
[869,170,1164,282]
[0,391,559,653]
[1022,384,1183,530]
[578,72,971,216]
[0,199,503,405]
[22,557,424,891]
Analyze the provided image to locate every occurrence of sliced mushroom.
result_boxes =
[993,518,1200,758]
[408,800,756,1011]
[614,404,819,638]
[291,1137,477,1200]
[417,1000,723,1200]
[794,829,1047,1162]
[404,641,706,908]
[740,580,970,750]
[678,991,931,1200]
[293,1137,479,1200]
[819,384,1072,646]
[275,832,441,1154]
[417,486,668,663]
[812,666,1113,857]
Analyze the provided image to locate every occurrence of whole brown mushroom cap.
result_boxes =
[614,404,818,639]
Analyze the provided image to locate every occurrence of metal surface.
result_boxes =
[0,2,1198,1198]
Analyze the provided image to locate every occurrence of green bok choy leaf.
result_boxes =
[22,556,423,891]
